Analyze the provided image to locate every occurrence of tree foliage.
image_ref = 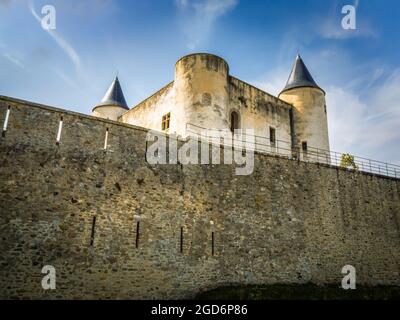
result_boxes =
[340,153,358,170]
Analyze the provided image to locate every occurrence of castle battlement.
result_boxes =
[0,95,400,299]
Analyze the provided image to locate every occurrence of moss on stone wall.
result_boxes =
[196,284,400,300]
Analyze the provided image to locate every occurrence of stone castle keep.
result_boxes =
[0,53,399,299]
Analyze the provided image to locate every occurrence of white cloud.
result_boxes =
[28,0,81,69]
[251,61,400,165]
[326,86,367,151]
[175,0,238,49]
[326,69,400,164]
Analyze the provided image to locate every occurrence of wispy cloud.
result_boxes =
[319,19,378,40]
[368,69,400,121]
[326,69,400,164]
[2,52,25,70]
[28,0,81,69]
[365,67,384,89]
[1,41,26,70]
[175,0,238,50]
[317,0,378,40]
[48,0,120,17]
[54,69,79,89]
[252,69,288,97]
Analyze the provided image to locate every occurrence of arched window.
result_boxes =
[230,111,240,133]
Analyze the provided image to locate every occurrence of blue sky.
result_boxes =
[0,0,399,164]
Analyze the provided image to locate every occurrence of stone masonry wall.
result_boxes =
[229,76,293,154]
[0,96,399,299]
[119,82,176,134]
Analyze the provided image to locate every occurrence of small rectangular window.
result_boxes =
[302,141,308,151]
[269,127,276,144]
[162,113,171,131]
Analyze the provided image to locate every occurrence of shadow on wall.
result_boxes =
[196,284,400,300]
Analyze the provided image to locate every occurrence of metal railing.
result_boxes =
[185,123,400,179]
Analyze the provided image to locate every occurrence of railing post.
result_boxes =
[386,163,389,176]
[369,159,372,173]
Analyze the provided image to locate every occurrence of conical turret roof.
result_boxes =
[280,54,323,94]
[94,77,129,110]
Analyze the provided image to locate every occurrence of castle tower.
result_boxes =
[92,77,129,121]
[279,54,330,161]
[174,53,230,136]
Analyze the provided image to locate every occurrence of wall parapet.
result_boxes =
[0,95,151,134]
[0,95,399,181]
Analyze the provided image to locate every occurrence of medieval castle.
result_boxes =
[0,53,399,299]
[92,53,330,161]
